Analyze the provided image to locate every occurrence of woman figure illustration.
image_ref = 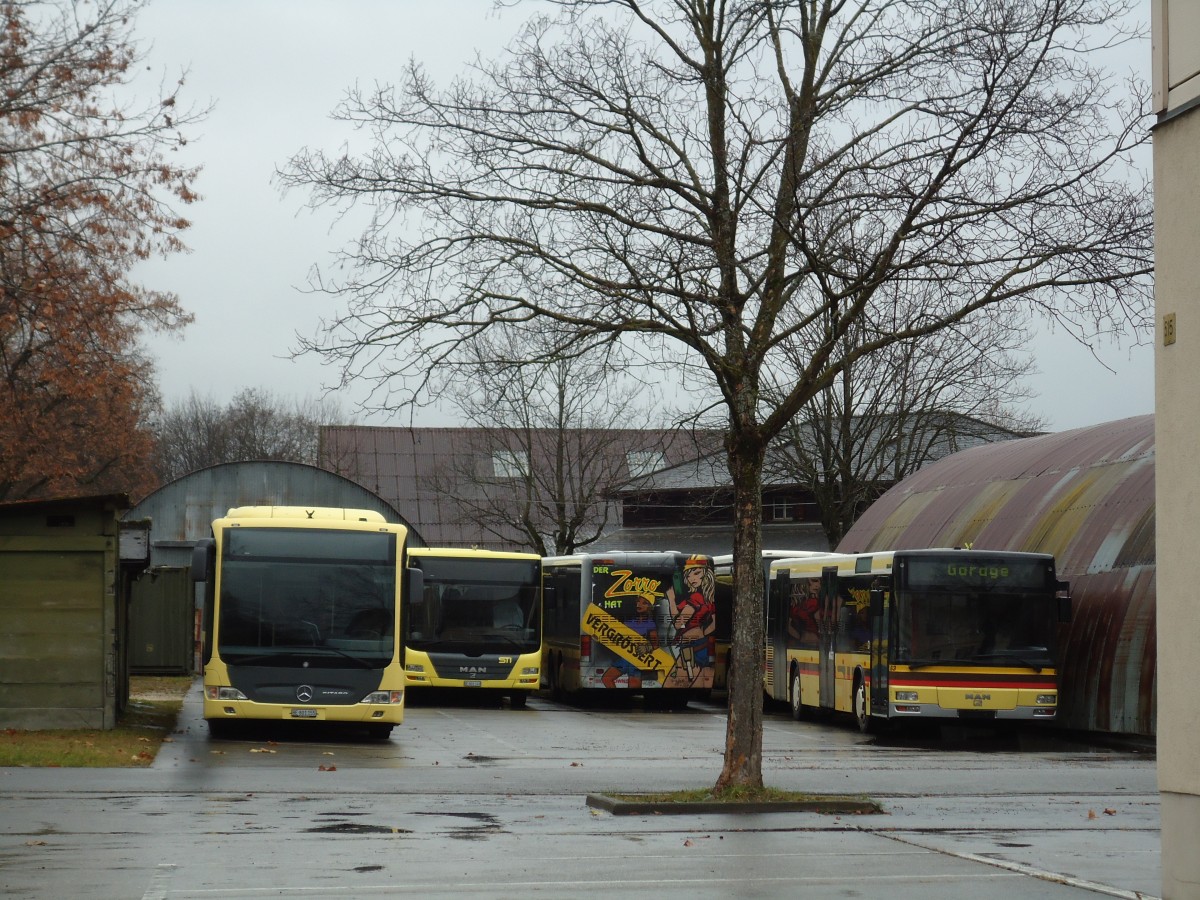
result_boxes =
[667,556,716,683]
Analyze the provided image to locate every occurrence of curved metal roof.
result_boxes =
[126,460,425,567]
[839,415,1155,735]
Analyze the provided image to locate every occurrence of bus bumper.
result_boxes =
[203,693,404,725]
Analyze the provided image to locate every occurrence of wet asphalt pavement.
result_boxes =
[0,681,1160,898]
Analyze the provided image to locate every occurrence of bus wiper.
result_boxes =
[971,652,1044,672]
[485,631,526,651]
[310,644,378,669]
[223,651,300,666]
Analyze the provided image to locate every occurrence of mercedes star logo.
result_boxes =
[296,685,314,703]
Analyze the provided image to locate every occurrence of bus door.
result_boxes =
[869,577,890,718]
[818,566,839,710]
[766,570,789,699]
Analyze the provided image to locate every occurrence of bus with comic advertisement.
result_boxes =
[765,548,1071,732]
[402,547,542,708]
[541,551,716,707]
[711,550,828,694]
[190,506,414,738]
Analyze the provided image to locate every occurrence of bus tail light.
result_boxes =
[580,635,591,659]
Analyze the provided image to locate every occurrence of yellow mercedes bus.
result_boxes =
[190,506,412,738]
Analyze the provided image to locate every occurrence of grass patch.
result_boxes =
[0,676,192,768]
[606,786,856,804]
[589,785,883,816]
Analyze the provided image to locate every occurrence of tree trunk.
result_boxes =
[715,430,766,792]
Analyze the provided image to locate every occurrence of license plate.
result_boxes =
[291,708,319,718]
[464,680,482,688]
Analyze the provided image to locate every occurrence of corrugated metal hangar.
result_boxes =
[840,415,1155,736]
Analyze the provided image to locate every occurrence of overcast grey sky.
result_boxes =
[134,0,1155,433]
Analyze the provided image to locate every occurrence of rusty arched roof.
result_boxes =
[838,415,1156,735]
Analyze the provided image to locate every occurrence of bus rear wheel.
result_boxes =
[853,675,873,734]
[550,655,566,702]
[789,670,807,721]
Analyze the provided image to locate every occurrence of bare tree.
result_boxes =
[281,1,1152,791]
[152,388,348,483]
[768,305,1047,547]
[436,327,666,554]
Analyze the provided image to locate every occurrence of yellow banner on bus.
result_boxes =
[582,602,677,677]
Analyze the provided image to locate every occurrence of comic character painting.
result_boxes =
[666,555,716,686]
[601,594,660,688]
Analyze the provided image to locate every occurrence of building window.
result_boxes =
[627,450,668,479]
[492,449,529,478]
[769,499,794,521]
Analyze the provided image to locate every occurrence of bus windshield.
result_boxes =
[895,590,1058,667]
[217,528,397,668]
[408,557,540,654]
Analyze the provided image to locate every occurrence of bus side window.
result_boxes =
[785,578,819,649]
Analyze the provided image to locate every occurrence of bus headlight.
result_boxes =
[405,664,425,673]
[1036,694,1057,705]
[206,686,248,701]
[895,691,919,702]
[521,667,539,675]
[362,691,403,705]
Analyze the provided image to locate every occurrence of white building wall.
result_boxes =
[1153,2,1200,896]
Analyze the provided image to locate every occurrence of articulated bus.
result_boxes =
[190,506,414,738]
[542,551,716,707]
[402,547,542,708]
[712,550,827,693]
[765,548,1071,732]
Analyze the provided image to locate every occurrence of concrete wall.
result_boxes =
[1152,2,1200,895]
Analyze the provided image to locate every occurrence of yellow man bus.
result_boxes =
[766,548,1071,732]
[190,506,413,738]
[542,551,716,707]
[402,547,542,708]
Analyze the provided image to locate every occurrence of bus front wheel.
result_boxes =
[853,675,874,734]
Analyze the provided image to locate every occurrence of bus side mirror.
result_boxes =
[190,539,214,583]
[407,568,425,607]
[869,588,884,616]
[1056,580,1072,622]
